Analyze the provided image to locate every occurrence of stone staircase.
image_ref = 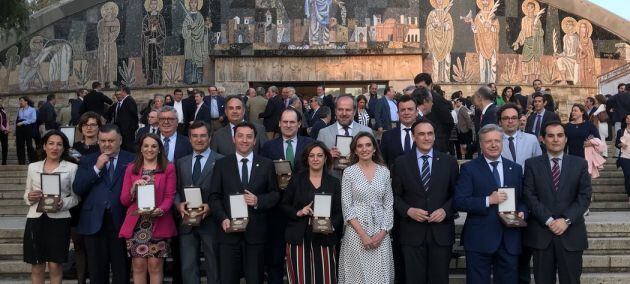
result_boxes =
[0,142,628,283]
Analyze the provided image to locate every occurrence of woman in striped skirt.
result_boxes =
[280,141,343,284]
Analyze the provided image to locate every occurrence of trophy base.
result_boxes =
[227,218,248,233]
[184,208,203,226]
[133,207,155,216]
[277,174,292,191]
[36,195,60,213]
[312,217,333,234]
[334,158,350,170]
[498,212,527,228]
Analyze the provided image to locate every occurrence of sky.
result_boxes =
[587,0,630,20]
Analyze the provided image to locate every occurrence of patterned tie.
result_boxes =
[552,158,560,191]
[403,128,411,153]
[490,161,501,187]
[163,137,170,159]
[534,114,542,136]
[108,157,115,181]
[421,155,430,191]
[192,154,202,185]
[508,136,517,162]
[285,139,295,165]
[342,126,350,136]
[241,158,249,187]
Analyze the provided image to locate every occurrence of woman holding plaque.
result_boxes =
[338,132,394,283]
[23,130,79,284]
[120,133,177,284]
[280,141,342,284]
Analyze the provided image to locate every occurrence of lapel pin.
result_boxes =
[509,167,512,170]
[256,163,259,167]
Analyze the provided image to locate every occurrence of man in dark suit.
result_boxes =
[523,121,591,284]
[513,86,529,113]
[374,86,399,133]
[260,108,314,284]
[393,119,459,284]
[474,86,498,131]
[454,124,527,284]
[414,73,454,153]
[70,89,86,125]
[259,86,284,139]
[81,81,113,116]
[111,86,138,153]
[192,90,212,122]
[381,95,418,170]
[40,93,59,130]
[307,96,323,128]
[211,96,267,156]
[204,86,226,131]
[309,106,331,139]
[210,122,280,284]
[135,110,160,150]
[175,121,223,284]
[366,82,380,123]
[525,92,560,138]
[73,124,133,284]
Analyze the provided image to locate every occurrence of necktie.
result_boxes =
[490,161,501,187]
[241,158,249,187]
[552,158,560,191]
[285,139,295,165]
[108,157,115,181]
[508,136,517,162]
[163,137,170,159]
[534,114,542,136]
[115,102,122,121]
[342,126,350,136]
[403,128,411,153]
[192,154,202,184]
[420,155,430,191]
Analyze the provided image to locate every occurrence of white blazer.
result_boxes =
[23,160,79,219]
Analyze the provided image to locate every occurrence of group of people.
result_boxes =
[15,73,630,284]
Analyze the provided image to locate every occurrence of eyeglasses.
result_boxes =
[83,123,99,128]
[159,118,177,122]
[500,116,519,121]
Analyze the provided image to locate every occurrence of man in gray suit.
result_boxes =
[210,95,267,155]
[175,121,224,284]
[246,87,268,126]
[317,94,373,176]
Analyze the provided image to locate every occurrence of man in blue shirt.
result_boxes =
[374,86,399,133]
[16,96,37,165]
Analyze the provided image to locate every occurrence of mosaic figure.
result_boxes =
[18,37,73,91]
[463,0,500,83]
[142,0,166,85]
[577,19,595,85]
[426,0,454,82]
[512,0,545,83]
[97,1,120,84]
[305,0,332,45]
[554,17,579,84]
[182,0,209,84]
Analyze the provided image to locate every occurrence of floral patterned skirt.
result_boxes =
[126,215,169,258]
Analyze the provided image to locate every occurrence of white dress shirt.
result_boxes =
[174,100,184,123]
[400,124,413,151]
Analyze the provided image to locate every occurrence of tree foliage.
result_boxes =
[0,0,30,32]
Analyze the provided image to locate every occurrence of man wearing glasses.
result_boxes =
[158,106,193,163]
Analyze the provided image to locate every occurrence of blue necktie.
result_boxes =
[403,128,411,153]
[163,137,170,160]
[192,155,202,185]
[490,161,501,187]
[421,155,430,191]
[108,157,115,181]
[241,158,249,187]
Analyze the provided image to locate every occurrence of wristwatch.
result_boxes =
[565,218,572,225]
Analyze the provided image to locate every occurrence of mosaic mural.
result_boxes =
[0,0,627,93]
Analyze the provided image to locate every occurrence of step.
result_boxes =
[0,192,23,200]
[593,193,629,202]
[0,207,28,216]
[0,172,27,178]
[0,178,25,185]
[447,272,630,284]
[593,178,625,185]
[593,186,626,193]
[590,202,630,211]
[448,254,630,272]
[0,184,26,191]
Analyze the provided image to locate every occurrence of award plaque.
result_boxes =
[497,187,527,228]
[274,160,292,190]
[227,194,249,232]
[135,184,155,215]
[36,173,61,213]
[312,194,333,234]
[184,187,203,226]
[60,126,77,147]
[334,135,353,170]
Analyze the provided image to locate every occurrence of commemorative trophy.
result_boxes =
[227,194,249,232]
[183,187,203,226]
[312,193,333,233]
[135,184,156,215]
[274,160,292,190]
[497,187,527,227]
[334,135,353,170]
[37,173,61,213]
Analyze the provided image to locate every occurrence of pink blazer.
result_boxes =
[118,163,178,239]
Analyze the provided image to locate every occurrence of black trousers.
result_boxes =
[0,131,7,164]
[219,241,265,284]
[15,124,36,165]
[518,245,533,284]
[83,212,129,284]
[532,238,583,284]
[401,229,452,284]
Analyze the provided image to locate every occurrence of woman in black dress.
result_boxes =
[280,141,342,284]
[565,103,600,158]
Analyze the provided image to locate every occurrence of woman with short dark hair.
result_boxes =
[565,104,600,158]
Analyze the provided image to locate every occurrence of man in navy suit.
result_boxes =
[525,92,560,138]
[381,95,419,170]
[374,86,399,132]
[260,108,314,284]
[204,86,226,131]
[192,89,212,122]
[474,86,498,132]
[158,106,193,163]
[135,110,160,142]
[73,124,133,284]
[454,124,527,284]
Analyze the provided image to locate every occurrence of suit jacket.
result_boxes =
[119,163,178,239]
[209,123,267,156]
[393,150,459,246]
[309,119,327,139]
[246,96,268,126]
[426,90,454,149]
[259,95,284,133]
[374,97,394,130]
[113,96,139,149]
[380,126,415,170]
[135,126,159,151]
[523,154,591,251]
[193,103,212,122]
[39,102,59,130]
[307,108,320,128]
[525,110,560,136]
[169,133,193,162]
[478,104,498,130]
[70,98,83,125]
[316,122,373,150]
[175,150,224,234]
[260,136,314,173]
[72,150,135,235]
[280,172,342,246]
[210,154,280,244]
[182,96,197,126]
[514,93,529,113]
[81,90,113,116]
[454,156,526,255]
